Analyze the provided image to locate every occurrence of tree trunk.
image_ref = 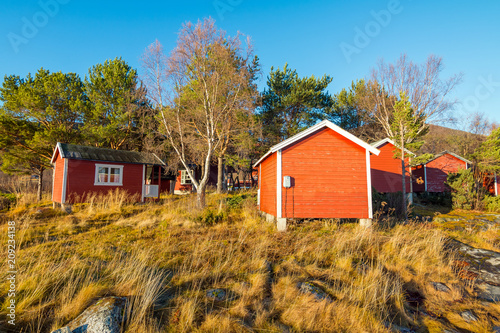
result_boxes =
[217,156,224,194]
[196,184,206,209]
[223,165,228,191]
[37,167,44,202]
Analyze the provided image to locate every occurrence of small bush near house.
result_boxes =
[447,169,483,210]
[483,195,500,213]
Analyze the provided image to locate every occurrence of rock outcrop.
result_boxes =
[51,296,127,333]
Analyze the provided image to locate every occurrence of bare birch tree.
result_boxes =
[141,18,257,207]
[366,54,463,140]
[362,54,462,218]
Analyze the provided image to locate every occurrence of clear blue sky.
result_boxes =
[1,0,499,125]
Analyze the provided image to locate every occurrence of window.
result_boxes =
[94,164,123,186]
[180,170,193,185]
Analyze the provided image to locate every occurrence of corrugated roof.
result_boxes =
[51,142,166,166]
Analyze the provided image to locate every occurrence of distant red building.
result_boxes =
[172,165,218,194]
[412,151,471,193]
[51,143,169,210]
[370,138,413,193]
[254,120,380,230]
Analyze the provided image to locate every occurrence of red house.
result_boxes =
[253,120,380,231]
[412,151,471,193]
[51,143,168,211]
[370,138,413,193]
[172,165,218,194]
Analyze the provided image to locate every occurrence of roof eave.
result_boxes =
[253,150,272,168]
[371,138,416,156]
[269,120,380,156]
[50,142,64,164]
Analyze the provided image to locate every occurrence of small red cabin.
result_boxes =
[370,138,412,193]
[51,143,169,210]
[412,151,471,193]
[254,120,380,230]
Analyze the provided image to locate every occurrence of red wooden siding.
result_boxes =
[65,159,143,203]
[425,154,467,192]
[174,170,194,193]
[370,142,410,193]
[281,128,369,219]
[52,150,65,203]
[412,165,426,192]
[259,152,277,216]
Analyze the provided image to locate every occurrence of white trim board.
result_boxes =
[254,120,380,168]
[495,172,498,197]
[424,165,428,192]
[366,150,373,219]
[61,158,68,204]
[141,164,145,203]
[276,149,282,218]
[370,138,416,156]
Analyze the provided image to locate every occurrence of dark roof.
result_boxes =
[51,143,165,166]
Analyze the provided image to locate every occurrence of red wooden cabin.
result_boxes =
[412,151,471,193]
[172,165,218,194]
[370,138,413,193]
[51,143,169,211]
[254,120,380,230]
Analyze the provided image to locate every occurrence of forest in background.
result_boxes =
[0,18,499,210]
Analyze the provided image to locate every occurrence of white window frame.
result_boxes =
[180,169,194,185]
[94,164,124,186]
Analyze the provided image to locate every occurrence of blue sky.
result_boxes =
[1,0,499,125]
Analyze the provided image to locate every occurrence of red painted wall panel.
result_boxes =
[52,150,65,203]
[370,142,410,193]
[260,153,277,216]
[65,159,144,203]
[281,128,369,219]
[425,154,467,192]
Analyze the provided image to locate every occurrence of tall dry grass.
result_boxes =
[0,190,498,332]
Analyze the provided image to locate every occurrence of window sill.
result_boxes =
[94,182,123,186]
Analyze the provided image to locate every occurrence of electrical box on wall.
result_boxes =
[283,176,291,188]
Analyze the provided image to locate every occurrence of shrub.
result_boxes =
[195,208,226,226]
[0,192,17,211]
[226,193,248,209]
[483,195,500,213]
[447,169,483,210]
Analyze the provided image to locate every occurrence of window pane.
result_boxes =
[110,168,121,183]
[98,167,108,182]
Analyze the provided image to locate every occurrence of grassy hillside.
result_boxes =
[418,124,485,157]
[0,190,499,332]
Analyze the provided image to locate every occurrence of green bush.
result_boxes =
[0,192,17,211]
[226,193,248,209]
[447,169,483,210]
[483,195,500,213]
[195,208,226,226]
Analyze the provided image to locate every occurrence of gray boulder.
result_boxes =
[51,296,127,333]
[460,310,478,323]
[298,282,333,302]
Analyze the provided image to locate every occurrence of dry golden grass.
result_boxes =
[0,189,498,332]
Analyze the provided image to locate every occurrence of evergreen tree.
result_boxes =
[84,57,150,150]
[259,64,332,146]
[0,69,87,200]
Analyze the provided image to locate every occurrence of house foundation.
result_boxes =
[359,218,372,228]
